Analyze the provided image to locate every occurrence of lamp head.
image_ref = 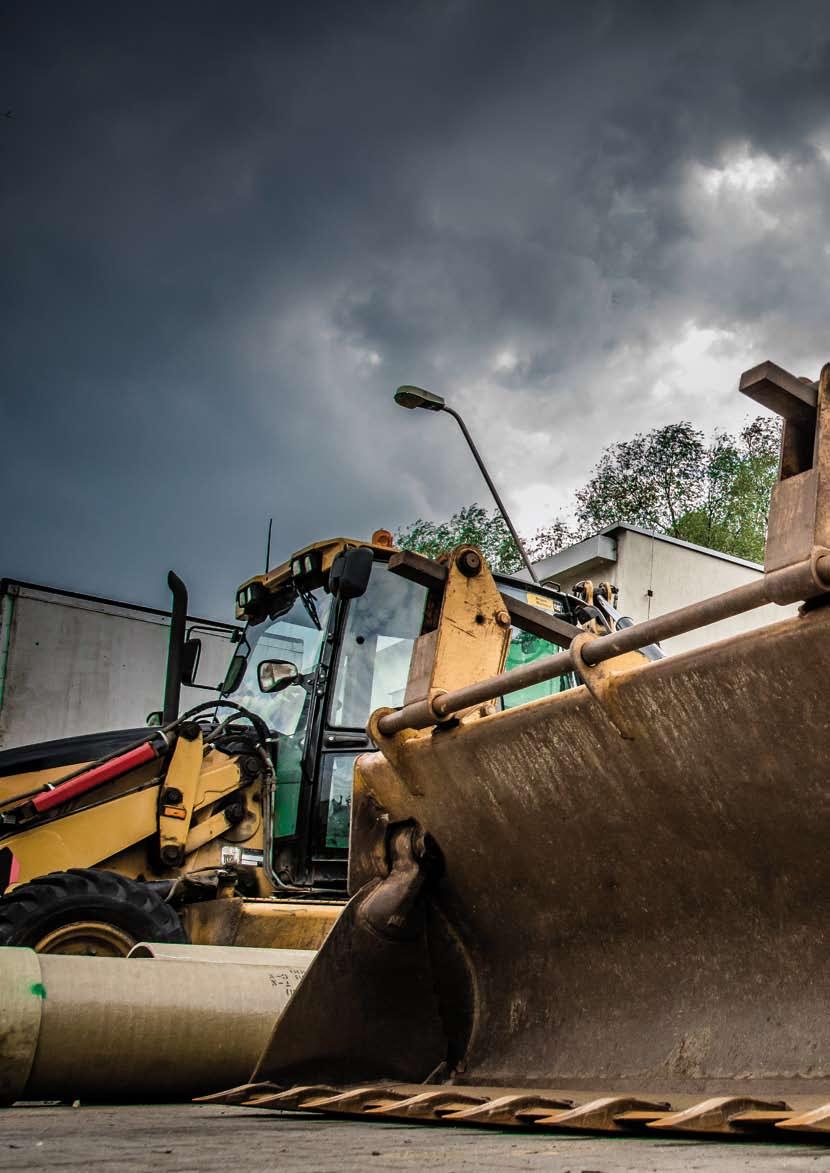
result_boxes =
[394,385,446,411]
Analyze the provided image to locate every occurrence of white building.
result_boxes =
[529,525,798,655]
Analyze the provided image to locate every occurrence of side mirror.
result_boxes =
[181,637,202,686]
[146,710,163,727]
[258,659,299,694]
[329,546,373,600]
[221,653,247,695]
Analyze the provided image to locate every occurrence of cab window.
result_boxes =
[498,582,575,708]
[503,628,573,708]
[329,566,429,729]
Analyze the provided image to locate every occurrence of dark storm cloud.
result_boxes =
[2,1,830,615]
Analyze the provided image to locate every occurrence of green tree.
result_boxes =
[574,422,708,537]
[525,518,581,562]
[574,416,780,563]
[674,417,780,562]
[395,505,578,571]
[395,503,524,572]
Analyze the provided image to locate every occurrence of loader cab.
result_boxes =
[223,543,578,895]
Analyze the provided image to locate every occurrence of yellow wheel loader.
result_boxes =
[10,357,829,1147]
[0,530,618,955]
[197,360,830,1143]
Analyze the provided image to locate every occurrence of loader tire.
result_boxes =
[0,868,187,956]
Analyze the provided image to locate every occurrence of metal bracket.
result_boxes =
[389,548,581,647]
[570,631,641,739]
[402,545,511,718]
[740,360,830,573]
[157,725,204,866]
[369,545,513,788]
[358,822,440,940]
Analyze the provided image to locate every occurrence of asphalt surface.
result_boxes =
[3,1104,830,1172]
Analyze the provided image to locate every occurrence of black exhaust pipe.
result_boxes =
[163,571,188,724]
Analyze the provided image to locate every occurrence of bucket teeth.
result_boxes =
[533,1096,671,1132]
[194,1081,284,1106]
[443,1093,574,1126]
[775,1105,830,1132]
[237,1084,340,1110]
[614,1109,672,1127]
[301,1087,409,1114]
[364,1089,489,1120]
[730,1110,799,1129]
[645,1097,790,1135]
[207,1083,830,1141]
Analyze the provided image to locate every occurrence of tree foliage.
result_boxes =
[394,504,577,573]
[395,504,525,573]
[674,418,780,563]
[395,416,781,569]
[574,422,706,538]
[525,518,580,562]
[575,416,780,563]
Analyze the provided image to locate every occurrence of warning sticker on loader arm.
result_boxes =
[526,591,563,612]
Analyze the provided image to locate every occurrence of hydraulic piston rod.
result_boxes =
[377,551,830,736]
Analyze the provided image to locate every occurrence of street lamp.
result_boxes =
[394,385,540,584]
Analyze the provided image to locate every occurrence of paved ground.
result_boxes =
[3,1104,830,1173]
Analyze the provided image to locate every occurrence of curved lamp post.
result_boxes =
[394,385,540,584]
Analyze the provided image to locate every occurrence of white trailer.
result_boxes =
[0,579,239,750]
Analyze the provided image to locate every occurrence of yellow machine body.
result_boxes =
[0,534,396,954]
[0,526,582,956]
[4,743,257,888]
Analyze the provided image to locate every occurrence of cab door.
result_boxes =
[306,561,430,888]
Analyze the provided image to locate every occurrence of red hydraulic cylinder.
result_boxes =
[32,741,162,813]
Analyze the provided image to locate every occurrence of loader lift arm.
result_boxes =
[387,549,582,648]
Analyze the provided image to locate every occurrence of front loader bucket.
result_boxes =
[253,600,830,1105]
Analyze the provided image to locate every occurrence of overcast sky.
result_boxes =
[3,1,830,618]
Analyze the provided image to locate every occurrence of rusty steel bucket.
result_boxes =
[250,599,830,1104]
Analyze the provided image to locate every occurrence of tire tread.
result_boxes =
[0,868,185,950]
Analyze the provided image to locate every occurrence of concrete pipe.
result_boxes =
[0,944,312,1104]
[128,942,316,967]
